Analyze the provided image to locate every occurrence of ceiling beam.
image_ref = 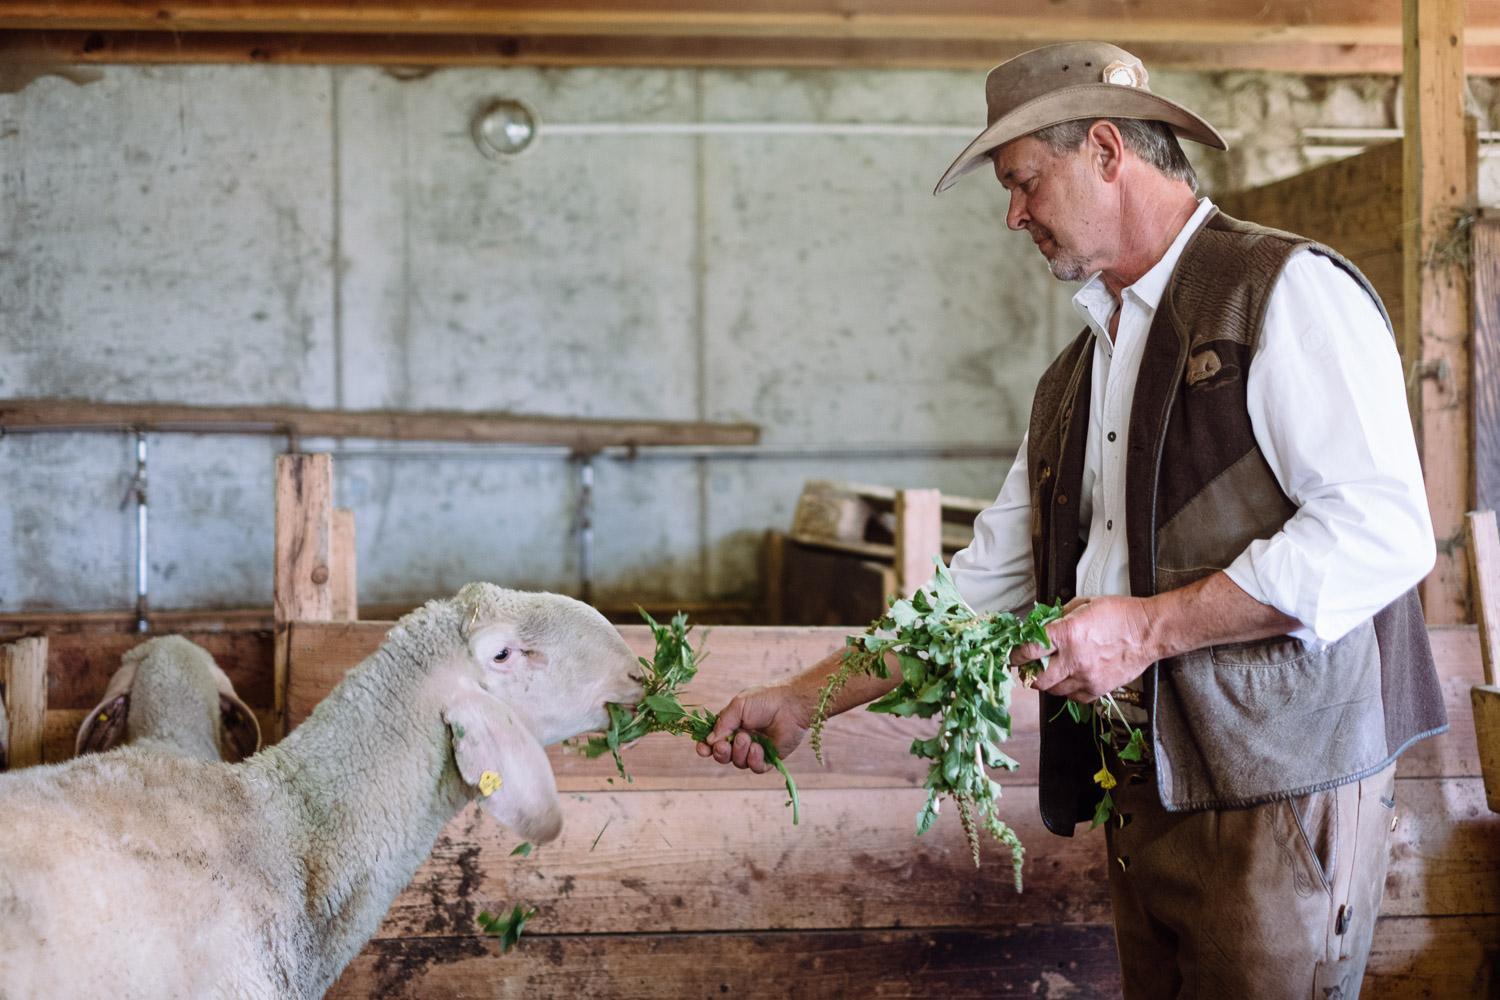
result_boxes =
[0,2,1455,44]
[12,27,1500,75]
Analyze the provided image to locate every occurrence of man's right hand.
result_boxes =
[695,684,812,774]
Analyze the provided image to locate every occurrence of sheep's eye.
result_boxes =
[492,648,511,664]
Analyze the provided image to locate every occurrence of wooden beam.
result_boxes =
[2,637,48,769]
[1475,217,1500,514]
[0,399,760,450]
[17,29,1500,74]
[275,454,335,625]
[1466,510,1500,811]
[1404,0,1479,625]
[0,2,1474,46]
[331,508,358,623]
[894,488,943,599]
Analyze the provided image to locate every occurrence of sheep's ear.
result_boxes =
[76,693,131,756]
[219,693,262,762]
[444,690,563,844]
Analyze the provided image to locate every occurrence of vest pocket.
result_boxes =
[1156,621,1386,807]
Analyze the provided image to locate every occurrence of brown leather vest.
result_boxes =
[1027,210,1448,834]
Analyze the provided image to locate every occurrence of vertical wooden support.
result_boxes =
[1474,217,1500,515]
[274,453,334,737]
[761,530,787,626]
[2,637,48,769]
[1403,0,1478,624]
[894,489,943,599]
[1466,511,1500,812]
[331,507,358,622]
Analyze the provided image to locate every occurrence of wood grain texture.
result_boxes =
[328,926,1124,1000]
[1475,220,1500,516]
[1,637,47,768]
[326,916,1497,1000]
[331,508,358,623]
[894,488,942,600]
[1403,0,1479,625]
[0,399,759,448]
[14,29,1500,74]
[1474,685,1500,812]
[274,454,334,625]
[1216,139,1405,329]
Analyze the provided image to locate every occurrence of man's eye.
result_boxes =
[493,648,511,663]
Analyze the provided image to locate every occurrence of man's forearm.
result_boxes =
[785,648,902,719]
[1143,570,1302,661]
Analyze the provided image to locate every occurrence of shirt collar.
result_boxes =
[1070,197,1217,341]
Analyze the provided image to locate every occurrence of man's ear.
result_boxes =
[444,689,563,844]
[1087,119,1126,182]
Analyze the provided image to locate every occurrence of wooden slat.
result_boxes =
[380,787,1112,939]
[0,399,759,449]
[1404,0,1479,625]
[17,29,1500,74]
[41,630,275,710]
[331,508,358,623]
[1475,220,1500,515]
[2,637,48,769]
[894,488,942,599]
[355,777,1494,944]
[1216,140,1405,332]
[329,916,1497,1000]
[0,1,1485,46]
[1469,510,1500,684]
[275,453,334,626]
[287,621,1488,787]
[330,926,1125,1000]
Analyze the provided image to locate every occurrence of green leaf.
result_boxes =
[1090,791,1115,831]
[510,842,533,858]
[1119,728,1148,763]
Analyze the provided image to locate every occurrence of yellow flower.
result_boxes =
[1093,766,1117,790]
[478,770,503,797]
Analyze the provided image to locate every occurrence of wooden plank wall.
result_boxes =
[3,621,1495,994]
[1215,139,1405,330]
[1474,216,1500,515]
[269,621,1498,999]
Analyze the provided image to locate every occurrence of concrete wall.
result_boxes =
[0,64,1450,613]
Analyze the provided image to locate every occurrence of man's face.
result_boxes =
[991,134,1110,283]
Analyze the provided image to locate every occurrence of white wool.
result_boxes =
[0,585,641,999]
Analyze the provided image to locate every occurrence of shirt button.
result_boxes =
[1057,494,1068,506]
[1107,431,1117,442]
[1107,520,1113,530]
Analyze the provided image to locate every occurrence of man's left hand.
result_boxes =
[1010,595,1160,702]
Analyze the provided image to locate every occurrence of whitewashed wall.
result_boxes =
[0,64,1455,612]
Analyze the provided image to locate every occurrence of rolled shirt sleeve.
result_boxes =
[1225,251,1436,643]
[948,435,1037,614]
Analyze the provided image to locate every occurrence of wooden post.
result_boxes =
[274,453,334,737]
[2,637,48,769]
[894,489,943,599]
[1403,0,1478,624]
[331,507,358,622]
[1474,216,1500,515]
[1466,511,1500,812]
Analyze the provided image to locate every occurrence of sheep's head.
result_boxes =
[76,635,262,763]
[437,583,642,844]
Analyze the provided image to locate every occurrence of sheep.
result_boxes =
[75,635,262,763]
[0,583,643,1000]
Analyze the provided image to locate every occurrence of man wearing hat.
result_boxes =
[698,42,1447,997]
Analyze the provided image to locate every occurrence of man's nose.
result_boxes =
[1005,191,1028,231]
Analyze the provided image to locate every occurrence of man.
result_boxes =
[695,42,1449,999]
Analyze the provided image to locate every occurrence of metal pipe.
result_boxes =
[575,454,595,604]
[130,431,150,633]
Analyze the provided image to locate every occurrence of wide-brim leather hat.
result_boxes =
[934,41,1227,195]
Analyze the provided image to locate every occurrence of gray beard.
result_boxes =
[1047,251,1091,283]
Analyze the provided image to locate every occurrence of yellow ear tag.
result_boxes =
[478,770,503,797]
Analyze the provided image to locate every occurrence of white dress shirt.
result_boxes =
[949,198,1435,645]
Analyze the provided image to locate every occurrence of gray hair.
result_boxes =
[1031,118,1198,193]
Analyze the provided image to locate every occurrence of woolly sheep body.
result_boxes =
[0,585,641,999]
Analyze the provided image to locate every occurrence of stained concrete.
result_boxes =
[0,63,1475,612]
